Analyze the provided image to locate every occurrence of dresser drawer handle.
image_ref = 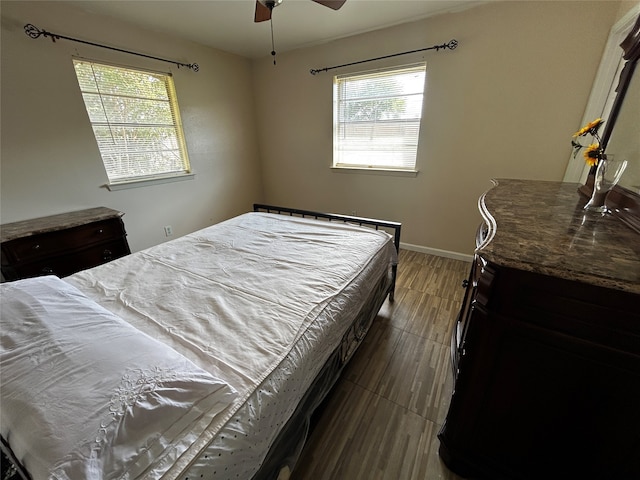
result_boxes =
[32,244,41,250]
[98,229,104,234]
[41,267,53,274]
[103,249,113,261]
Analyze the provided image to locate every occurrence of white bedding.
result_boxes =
[2,212,397,479]
[0,276,237,480]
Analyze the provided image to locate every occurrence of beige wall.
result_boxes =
[1,1,624,257]
[0,1,263,252]
[251,1,620,256]
[617,1,640,20]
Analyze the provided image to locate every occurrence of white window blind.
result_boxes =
[333,63,426,171]
[73,59,191,185]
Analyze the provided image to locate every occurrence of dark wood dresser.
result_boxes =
[438,179,640,479]
[1,207,130,281]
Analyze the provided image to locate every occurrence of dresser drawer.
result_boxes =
[9,239,129,279]
[1,207,130,281]
[3,219,124,263]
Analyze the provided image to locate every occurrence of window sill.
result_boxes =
[105,173,195,191]
[331,167,418,177]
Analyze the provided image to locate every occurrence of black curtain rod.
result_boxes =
[24,24,199,72]
[309,39,458,75]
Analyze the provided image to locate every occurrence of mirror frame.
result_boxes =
[601,13,640,148]
[581,13,640,233]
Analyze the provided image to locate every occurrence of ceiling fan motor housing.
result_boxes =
[259,0,283,10]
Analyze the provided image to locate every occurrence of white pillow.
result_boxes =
[1,276,236,480]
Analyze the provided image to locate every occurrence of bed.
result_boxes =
[0,205,400,480]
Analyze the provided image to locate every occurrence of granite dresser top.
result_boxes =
[478,179,640,295]
[1,207,124,243]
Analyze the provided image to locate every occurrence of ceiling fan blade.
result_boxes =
[254,0,272,22]
[311,0,347,10]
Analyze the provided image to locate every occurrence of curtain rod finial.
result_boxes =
[24,23,43,39]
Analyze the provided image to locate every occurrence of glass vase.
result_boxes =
[584,155,627,213]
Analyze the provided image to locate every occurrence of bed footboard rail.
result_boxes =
[253,204,401,301]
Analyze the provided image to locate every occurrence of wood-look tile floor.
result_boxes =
[292,250,471,480]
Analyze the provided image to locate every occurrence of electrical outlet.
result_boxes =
[164,225,173,237]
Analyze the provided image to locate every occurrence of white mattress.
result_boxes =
[64,212,397,479]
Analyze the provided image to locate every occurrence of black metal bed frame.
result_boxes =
[253,204,401,301]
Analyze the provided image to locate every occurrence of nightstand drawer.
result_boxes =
[4,219,123,263]
[1,207,130,281]
[10,239,129,279]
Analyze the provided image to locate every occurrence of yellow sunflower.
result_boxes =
[583,143,601,167]
[573,118,604,137]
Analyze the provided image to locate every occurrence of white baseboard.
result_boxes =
[400,242,473,263]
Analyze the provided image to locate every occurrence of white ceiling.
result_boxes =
[64,0,486,60]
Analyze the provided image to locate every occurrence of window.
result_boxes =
[333,63,426,172]
[73,59,191,187]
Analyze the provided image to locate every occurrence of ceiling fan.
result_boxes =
[254,0,347,23]
[254,0,346,64]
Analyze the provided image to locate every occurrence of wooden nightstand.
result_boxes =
[1,207,130,281]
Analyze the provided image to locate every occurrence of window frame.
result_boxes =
[332,62,427,174]
[73,58,193,190]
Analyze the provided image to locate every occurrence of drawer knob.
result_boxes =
[461,279,469,288]
[103,249,113,261]
[98,229,104,234]
[32,244,41,250]
[41,267,53,274]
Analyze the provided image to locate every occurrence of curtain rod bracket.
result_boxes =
[309,39,458,75]
[24,24,199,72]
